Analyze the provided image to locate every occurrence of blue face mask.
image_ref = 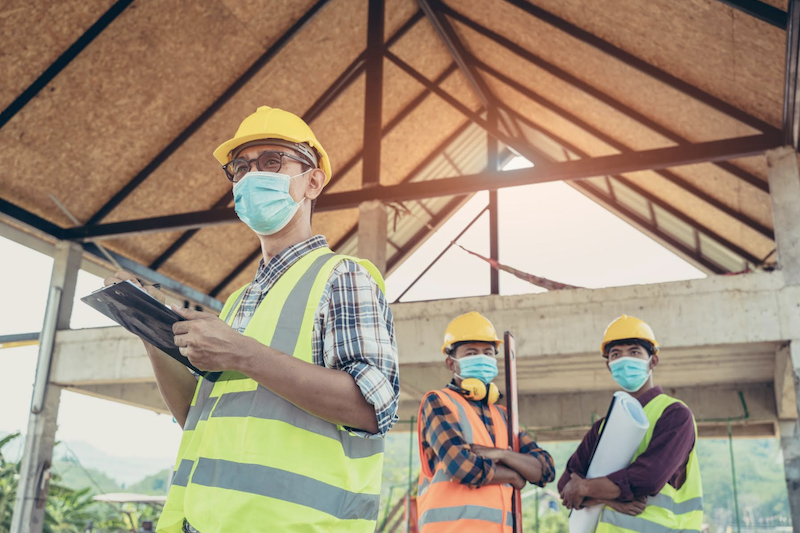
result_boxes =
[233,170,309,235]
[609,357,652,392]
[450,355,498,384]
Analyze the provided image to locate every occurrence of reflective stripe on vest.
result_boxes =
[418,506,515,527]
[596,394,703,533]
[416,388,513,533]
[157,248,385,533]
[600,510,701,533]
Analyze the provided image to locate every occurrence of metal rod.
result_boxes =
[363,0,385,187]
[31,286,62,414]
[488,109,500,295]
[49,194,123,272]
[783,0,800,147]
[417,0,492,107]
[728,420,742,533]
[407,415,415,533]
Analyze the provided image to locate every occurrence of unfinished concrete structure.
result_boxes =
[2,0,800,531]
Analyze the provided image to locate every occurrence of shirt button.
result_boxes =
[244,310,252,317]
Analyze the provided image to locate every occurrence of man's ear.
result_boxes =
[605,359,610,371]
[305,168,326,201]
[445,356,456,374]
[650,354,659,370]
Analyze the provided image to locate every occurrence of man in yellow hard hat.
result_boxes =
[104,106,399,533]
[559,315,703,533]
[415,311,555,532]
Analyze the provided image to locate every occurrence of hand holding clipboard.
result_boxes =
[81,276,209,378]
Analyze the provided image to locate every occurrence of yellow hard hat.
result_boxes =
[442,312,503,355]
[213,106,332,185]
[601,314,659,357]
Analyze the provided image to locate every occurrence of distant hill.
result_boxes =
[0,430,172,490]
[127,469,172,495]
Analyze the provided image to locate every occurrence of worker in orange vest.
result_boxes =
[416,312,555,532]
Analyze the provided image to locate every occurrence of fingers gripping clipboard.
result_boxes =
[81,280,210,378]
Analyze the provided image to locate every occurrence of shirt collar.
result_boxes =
[636,385,664,407]
[253,235,328,290]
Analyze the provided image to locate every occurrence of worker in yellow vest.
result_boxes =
[104,106,399,533]
[559,315,703,533]
[416,312,555,532]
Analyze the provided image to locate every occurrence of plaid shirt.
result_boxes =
[228,235,399,437]
[420,386,555,487]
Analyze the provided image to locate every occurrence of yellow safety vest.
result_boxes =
[596,394,703,533]
[157,247,386,533]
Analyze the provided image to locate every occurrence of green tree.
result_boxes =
[0,432,21,531]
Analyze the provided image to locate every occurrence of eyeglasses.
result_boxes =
[222,151,312,182]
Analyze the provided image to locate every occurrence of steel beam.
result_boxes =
[713,0,788,29]
[362,0,385,187]
[0,199,64,239]
[60,134,779,240]
[488,109,500,295]
[443,6,773,192]
[473,58,775,239]
[784,0,800,147]
[314,134,778,209]
[498,0,780,133]
[84,0,332,226]
[417,0,493,107]
[0,0,134,129]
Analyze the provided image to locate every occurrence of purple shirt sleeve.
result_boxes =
[558,419,603,492]
[606,403,696,501]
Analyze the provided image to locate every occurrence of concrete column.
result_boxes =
[358,199,388,274]
[769,146,800,533]
[11,241,82,533]
[767,147,800,285]
[780,340,800,533]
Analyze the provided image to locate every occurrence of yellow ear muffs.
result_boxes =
[459,378,487,401]
[486,382,500,406]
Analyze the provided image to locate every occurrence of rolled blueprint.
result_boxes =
[568,391,650,533]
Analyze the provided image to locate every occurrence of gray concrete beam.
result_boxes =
[66,383,168,414]
[391,271,800,363]
[52,327,154,385]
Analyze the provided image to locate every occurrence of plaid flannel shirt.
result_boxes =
[228,235,399,437]
[420,387,555,487]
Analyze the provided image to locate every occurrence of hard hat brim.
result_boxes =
[441,337,504,355]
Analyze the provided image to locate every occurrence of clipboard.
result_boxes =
[81,280,210,378]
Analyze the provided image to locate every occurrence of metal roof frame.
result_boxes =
[1,0,793,302]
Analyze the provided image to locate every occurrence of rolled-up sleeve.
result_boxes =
[320,261,399,437]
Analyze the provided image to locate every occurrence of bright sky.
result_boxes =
[0,157,705,481]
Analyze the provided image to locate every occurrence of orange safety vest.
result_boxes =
[416,388,514,533]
